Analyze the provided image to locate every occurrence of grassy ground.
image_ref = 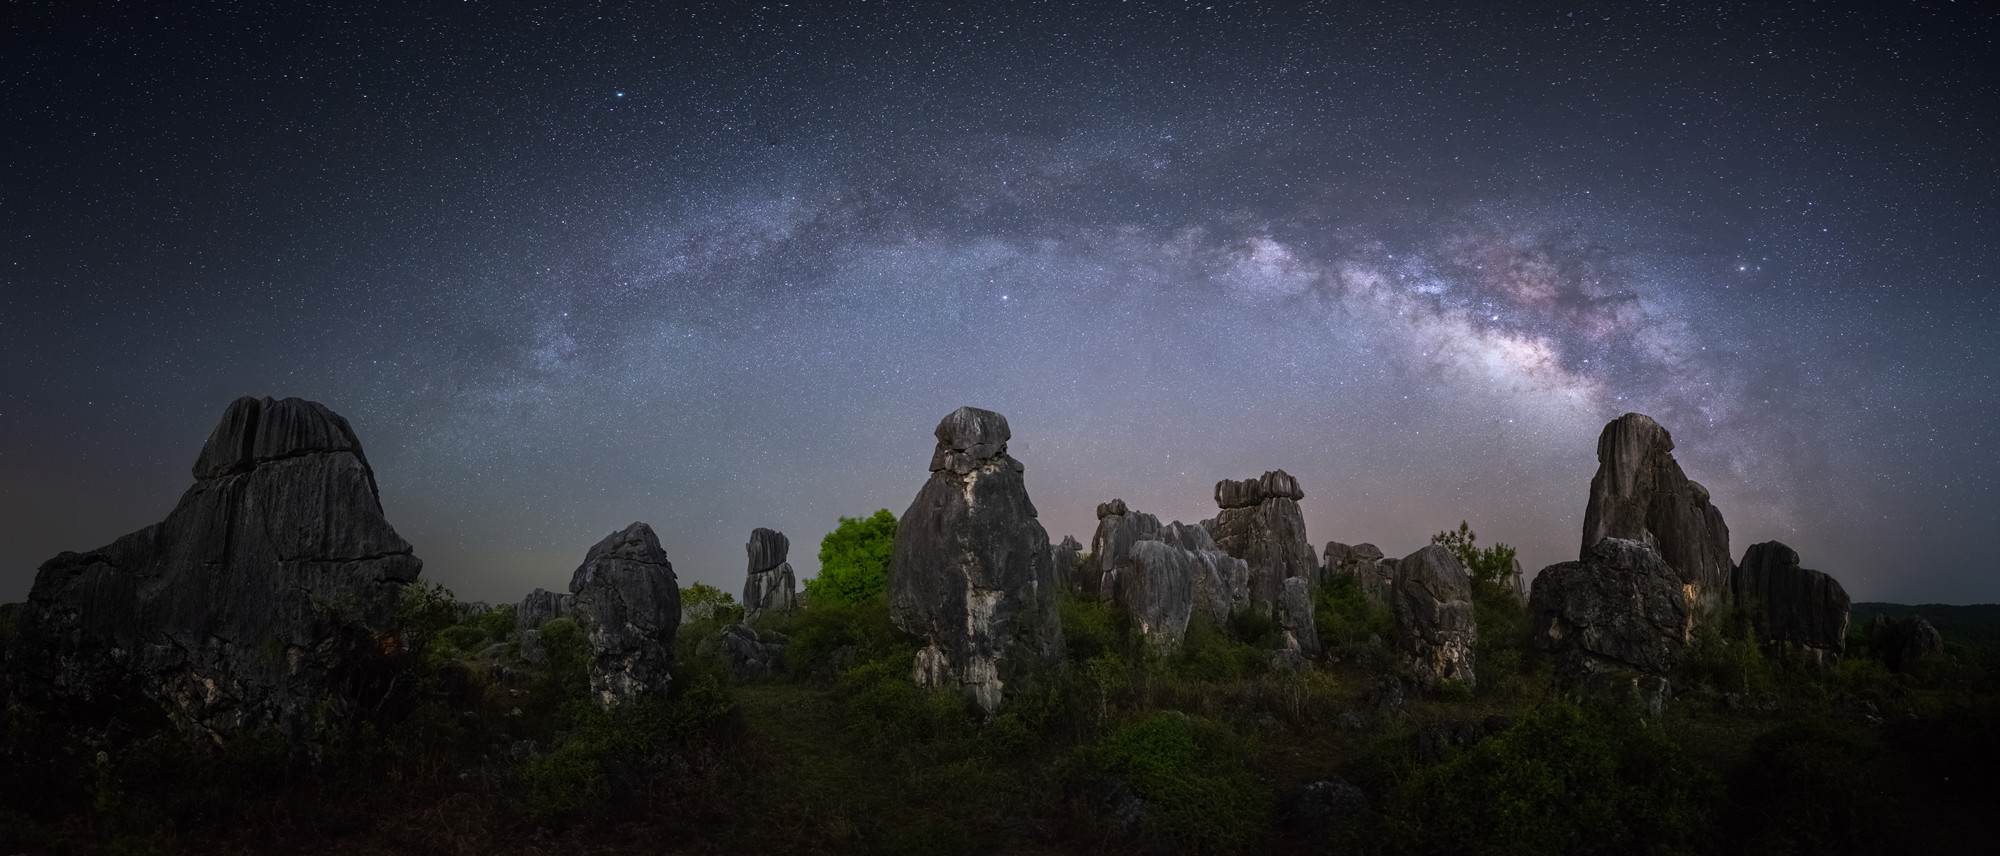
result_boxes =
[3,585,1997,855]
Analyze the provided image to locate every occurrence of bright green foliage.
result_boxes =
[806,509,898,605]
[1079,711,1267,852]
[680,581,742,625]
[1431,521,1519,589]
[1395,698,1717,855]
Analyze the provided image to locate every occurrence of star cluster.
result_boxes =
[3,2,1995,603]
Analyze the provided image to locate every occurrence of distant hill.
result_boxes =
[1853,602,2000,651]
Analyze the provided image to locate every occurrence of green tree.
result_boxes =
[1431,521,1519,590]
[680,581,741,624]
[806,509,898,605]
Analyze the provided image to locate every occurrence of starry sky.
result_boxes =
[4,1,1996,606]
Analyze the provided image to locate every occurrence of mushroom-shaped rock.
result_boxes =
[1731,541,1850,664]
[742,528,797,623]
[6,395,422,742]
[1581,414,1733,605]
[889,407,1063,716]
[1530,538,1693,687]
[1205,469,1318,614]
[1391,546,1475,689]
[568,522,681,707]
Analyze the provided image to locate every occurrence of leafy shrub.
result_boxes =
[1061,593,1132,665]
[521,671,735,820]
[1727,718,1904,852]
[1313,573,1394,653]
[680,581,742,625]
[1676,603,1775,695]
[1393,698,1717,856]
[1225,607,1284,650]
[805,510,897,605]
[1431,520,1520,590]
[838,657,977,745]
[768,592,909,679]
[1171,618,1268,682]
[1077,711,1267,852]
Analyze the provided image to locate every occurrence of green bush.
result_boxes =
[680,581,743,626]
[805,510,897,605]
[767,592,909,679]
[1077,711,1266,852]
[1431,521,1520,590]
[521,671,735,820]
[1676,603,1775,695]
[1393,698,1717,856]
[1170,618,1268,682]
[1061,593,1133,665]
[1727,718,1904,852]
[1313,573,1394,653]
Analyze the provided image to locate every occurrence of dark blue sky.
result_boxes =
[4,1,1995,605]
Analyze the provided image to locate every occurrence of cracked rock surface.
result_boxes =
[889,407,1062,716]
[6,395,422,742]
[742,527,796,623]
[568,522,681,707]
[1205,469,1318,614]
[1530,538,1692,687]
[1581,413,1733,606]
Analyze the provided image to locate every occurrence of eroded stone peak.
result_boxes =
[929,406,1015,475]
[1214,469,1304,509]
[193,395,364,479]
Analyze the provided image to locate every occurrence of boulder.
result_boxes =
[1206,470,1319,614]
[1280,577,1322,659]
[710,624,786,681]
[1580,413,1733,605]
[742,528,797,623]
[1731,541,1850,664]
[4,395,422,742]
[567,522,681,707]
[1325,541,1395,605]
[1390,546,1475,689]
[889,407,1062,715]
[515,587,575,665]
[1530,538,1693,687]
[1122,540,1196,652]
[1870,614,1944,673]
[1320,541,1352,587]
[1087,499,1162,598]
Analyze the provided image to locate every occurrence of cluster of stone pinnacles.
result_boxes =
[0,395,1892,744]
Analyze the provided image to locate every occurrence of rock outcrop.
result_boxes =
[1390,546,1475,688]
[567,522,681,707]
[1163,521,1251,624]
[1279,577,1322,659]
[1326,542,1395,606]
[1731,541,1850,664]
[1530,538,1693,687]
[4,395,422,742]
[742,528,797,623]
[888,407,1063,715]
[1087,499,1162,598]
[515,587,575,665]
[1123,540,1196,652]
[1869,614,1944,673]
[1580,413,1733,605]
[1206,470,1318,614]
[1050,535,1084,593]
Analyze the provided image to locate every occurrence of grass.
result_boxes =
[3,585,1996,855]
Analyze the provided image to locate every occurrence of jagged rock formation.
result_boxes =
[888,407,1063,715]
[567,522,681,707]
[1390,546,1475,688]
[515,587,574,665]
[1123,540,1196,653]
[1087,499,1161,598]
[742,528,797,623]
[1279,577,1322,659]
[1731,541,1850,664]
[4,395,422,742]
[1162,520,1251,624]
[1580,413,1733,605]
[1049,535,1084,593]
[1206,470,1318,614]
[1326,541,1395,606]
[1869,613,1944,673]
[1530,538,1693,687]
[710,624,786,680]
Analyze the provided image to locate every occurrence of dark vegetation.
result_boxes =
[3,521,1998,855]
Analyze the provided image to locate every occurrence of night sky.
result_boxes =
[4,1,1996,606]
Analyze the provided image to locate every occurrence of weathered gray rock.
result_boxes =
[1087,499,1162,598]
[889,407,1062,716]
[515,587,574,665]
[1326,541,1395,605]
[1580,413,1733,605]
[742,528,797,623]
[1390,546,1475,689]
[1869,613,1944,673]
[711,624,786,681]
[1049,535,1085,593]
[1123,540,1196,652]
[1530,538,1693,687]
[5,395,422,742]
[1206,470,1318,614]
[1280,577,1322,659]
[1320,541,1352,587]
[1731,541,1850,664]
[567,522,681,707]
